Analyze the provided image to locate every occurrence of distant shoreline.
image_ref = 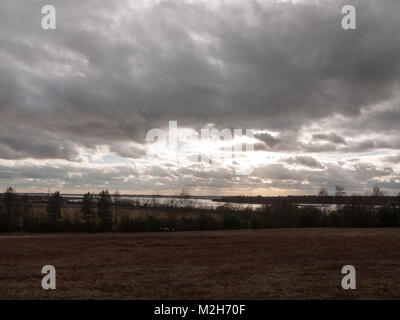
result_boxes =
[1,193,399,206]
[214,195,400,206]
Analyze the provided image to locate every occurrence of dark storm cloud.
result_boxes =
[0,126,80,160]
[1,0,400,145]
[254,133,281,148]
[1,0,400,193]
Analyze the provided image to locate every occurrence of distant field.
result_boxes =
[1,229,400,299]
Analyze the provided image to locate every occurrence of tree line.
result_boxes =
[0,188,114,232]
[0,187,399,233]
[216,185,400,206]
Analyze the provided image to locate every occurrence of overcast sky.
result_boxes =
[1,0,400,196]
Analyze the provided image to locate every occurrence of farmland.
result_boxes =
[1,228,400,299]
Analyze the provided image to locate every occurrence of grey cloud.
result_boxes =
[312,133,347,145]
[338,107,400,135]
[254,133,281,148]
[1,0,400,194]
[110,143,146,159]
[252,164,302,181]
[0,126,80,160]
[383,154,400,164]
[0,158,398,195]
[355,140,391,151]
[283,156,325,169]
[1,0,400,144]
[249,162,395,194]
[302,143,337,153]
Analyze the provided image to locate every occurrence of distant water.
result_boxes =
[120,197,263,211]
[65,195,262,211]
[57,194,399,213]
[295,203,344,213]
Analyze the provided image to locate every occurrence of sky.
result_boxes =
[0,0,400,196]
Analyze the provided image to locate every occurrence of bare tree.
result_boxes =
[178,189,191,207]
[372,184,384,197]
[318,188,329,197]
[179,189,190,199]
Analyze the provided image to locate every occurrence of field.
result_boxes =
[1,228,400,299]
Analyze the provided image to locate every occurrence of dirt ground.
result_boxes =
[1,228,400,299]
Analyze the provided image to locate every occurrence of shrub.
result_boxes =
[297,207,322,228]
[223,214,241,230]
[196,214,219,230]
[379,206,397,227]
[145,215,160,232]
[329,212,343,228]
[250,214,266,230]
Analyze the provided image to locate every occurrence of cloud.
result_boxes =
[383,154,400,164]
[312,133,347,145]
[0,0,400,194]
[2,0,400,140]
[255,133,281,148]
[283,156,325,169]
[0,126,81,161]
[353,140,391,152]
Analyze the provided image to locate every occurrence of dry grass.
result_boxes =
[1,228,400,299]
